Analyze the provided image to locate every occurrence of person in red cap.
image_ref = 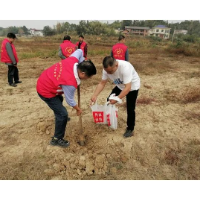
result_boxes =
[58,35,76,59]
[76,35,87,60]
[111,35,129,61]
[0,33,22,87]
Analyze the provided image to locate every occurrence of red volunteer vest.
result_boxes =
[36,57,78,98]
[76,41,87,58]
[1,38,19,63]
[112,43,127,61]
[60,40,76,58]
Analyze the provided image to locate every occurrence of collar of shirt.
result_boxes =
[73,63,81,85]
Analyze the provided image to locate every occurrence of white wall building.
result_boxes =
[29,29,44,36]
[148,25,171,39]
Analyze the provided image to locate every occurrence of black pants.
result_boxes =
[38,93,68,139]
[8,65,19,84]
[107,86,139,131]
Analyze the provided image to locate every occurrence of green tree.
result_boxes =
[110,20,122,29]
[121,20,132,29]
[43,26,55,36]
[7,26,18,34]
[18,28,24,35]
[76,20,89,35]
[22,26,29,34]
[88,21,106,35]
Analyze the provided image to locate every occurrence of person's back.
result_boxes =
[111,35,129,61]
[36,56,78,98]
[58,35,76,59]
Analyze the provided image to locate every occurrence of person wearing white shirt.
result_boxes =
[91,56,140,137]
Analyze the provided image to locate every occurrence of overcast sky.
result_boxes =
[0,19,195,29]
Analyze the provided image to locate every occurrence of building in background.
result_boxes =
[29,29,44,36]
[124,26,150,36]
[148,25,171,39]
[123,25,171,39]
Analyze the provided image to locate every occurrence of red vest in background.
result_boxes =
[1,38,19,63]
[60,40,76,58]
[76,41,87,58]
[112,43,127,61]
[36,57,78,98]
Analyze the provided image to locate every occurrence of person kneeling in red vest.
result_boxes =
[36,49,97,148]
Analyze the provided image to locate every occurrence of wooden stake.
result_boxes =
[77,85,85,146]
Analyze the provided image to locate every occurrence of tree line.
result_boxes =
[1,20,200,37]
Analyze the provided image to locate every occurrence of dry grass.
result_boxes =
[133,59,175,75]
[143,83,152,89]
[164,148,180,166]
[185,111,200,121]
[165,87,200,104]
[166,43,200,57]
[137,96,156,105]
[183,71,200,79]
[1,35,200,180]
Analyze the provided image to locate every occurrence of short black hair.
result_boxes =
[7,33,16,39]
[79,35,84,39]
[103,56,116,68]
[63,35,71,41]
[78,60,96,77]
[118,35,125,41]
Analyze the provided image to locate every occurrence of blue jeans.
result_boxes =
[38,93,68,139]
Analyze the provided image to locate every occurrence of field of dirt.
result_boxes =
[0,37,200,180]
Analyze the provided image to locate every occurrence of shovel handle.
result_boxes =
[77,85,83,133]
[77,85,81,107]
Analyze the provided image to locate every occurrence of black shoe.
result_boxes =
[15,81,22,84]
[123,129,133,138]
[50,137,70,148]
[9,83,17,87]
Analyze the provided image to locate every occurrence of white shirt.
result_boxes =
[102,60,140,91]
[73,63,81,86]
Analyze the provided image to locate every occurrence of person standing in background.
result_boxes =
[111,35,129,61]
[1,33,22,87]
[76,35,87,60]
[58,35,76,60]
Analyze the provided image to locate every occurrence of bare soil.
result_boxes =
[0,44,200,180]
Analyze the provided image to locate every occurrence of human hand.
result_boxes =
[76,108,82,116]
[109,99,117,105]
[108,94,122,104]
[90,95,97,106]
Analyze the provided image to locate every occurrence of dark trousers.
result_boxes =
[8,65,19,84]
[38,93,68,139]
[107,86,139,131]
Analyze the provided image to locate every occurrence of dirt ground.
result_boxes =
[0,45,200,180]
